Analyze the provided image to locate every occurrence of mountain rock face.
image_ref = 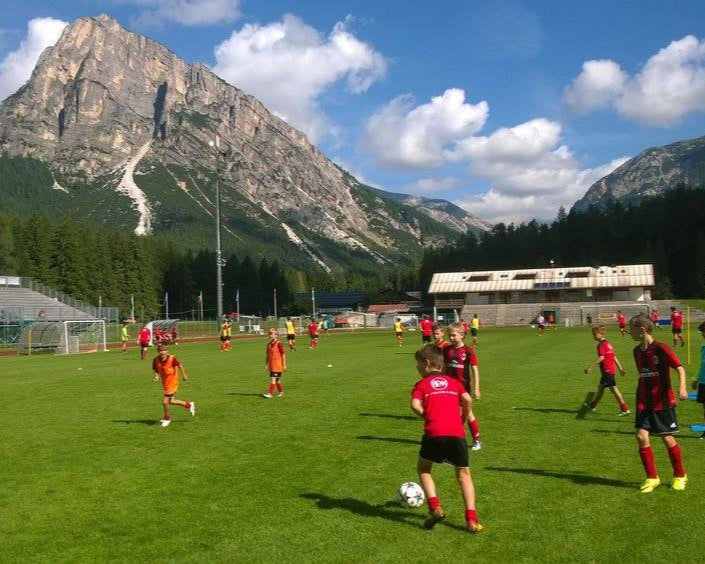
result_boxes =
[0,15,489,273]
[573,135,705,212]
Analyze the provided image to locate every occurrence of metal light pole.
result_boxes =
[210,135,224,322]
[273,288,278,319]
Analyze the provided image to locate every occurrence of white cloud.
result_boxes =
[0,17,67,101]
[402,177,459,194]
[450,118,629,223]
[213,14,386,142]
[361,89,488,169]
[563,35,705,125]
[123,0,240,27]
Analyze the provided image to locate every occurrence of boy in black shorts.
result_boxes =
[628,313,688,492]
[410,345,482,533]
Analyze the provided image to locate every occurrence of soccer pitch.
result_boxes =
[2,327,705,561]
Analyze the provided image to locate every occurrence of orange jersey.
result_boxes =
[267,340,286,372]
[435,340,449,350]
[153,354,181,395]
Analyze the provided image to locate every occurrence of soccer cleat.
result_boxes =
[471,440,482,451]
[422,507,445,530]
[160,419,171,428]
[699,432,705,440]
[277,392,284,397]
[583,402,596,412]
[671,476,688,491]
[189,402,196,416]
[467,521,484,534]
[618,410,631,416]
[639,477,661,493]
[262,393,273,399]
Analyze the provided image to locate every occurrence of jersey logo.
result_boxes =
[430,377,449,391]
[652,356,659,365]
[670,422,677,428]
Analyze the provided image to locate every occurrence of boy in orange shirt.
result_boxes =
[432,323,449,350]
[263,328,287,398]
[152,345,195,427]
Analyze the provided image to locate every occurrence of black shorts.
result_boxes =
[635,407,679,434]
[287,334,296,341]
[419,435,469,468]
[470,328,478,337]
[599,373,616,388]
[140,342,149,348]
[422,335,432,344]
[163,393,175,399]
[395,332,403,337]
[697,383,705,404]
[269,372,282,379]
[672,328,682,334]
[220,336,230,342]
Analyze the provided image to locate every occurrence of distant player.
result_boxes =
[651,309,660,330]
[586,314,593,326]
[263,328,286,398]
[444,322,482,451]
[583,325,630,415]
[419,315,434,344]
[536,313,545,336]
[670,307,684,347]
[617,310,626,337]
[470,314,481,346]
[460,318,469,336]
[120,321,129,353]
[393,317,404,347]
[285,316,297,351]
[411,345,483,533]
[432,323,449,350]
[546,312,555,331]
[138,324,151,360]
[693,321,705,439]
[220,319,232,351]
[170,325,178,345]
[628,313,687,492]
[308,318,319,349]
[152,344,195,428]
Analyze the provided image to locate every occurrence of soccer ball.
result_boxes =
[397,481,425,508]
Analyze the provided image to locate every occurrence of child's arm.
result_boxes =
[472,366,480,400]
[410,398,424,417]
[676,366,687,400]
[615,356,626,376]
[584,356,604,373]
[460,391,472,421]
[180,364,188,381]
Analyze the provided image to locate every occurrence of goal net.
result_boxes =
[17,320,107,355]
[278,316,309,335]
[579,304,649,325]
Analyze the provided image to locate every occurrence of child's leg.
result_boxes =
[417,457,439,509]
[661,434,686,478]
[636,429,658,479]
[267,377,276,395]
[168,397,192,410]
[589,385,605,408]
[162,396,171,420]
[455,467,480,527]
[609,386,629,412]
[276,377,283,394]
[467,409,480,443]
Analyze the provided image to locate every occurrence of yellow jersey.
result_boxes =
[285,320,295,335]
[393,321,403,333]
[471,318,480,330]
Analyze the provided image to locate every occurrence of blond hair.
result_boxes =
[629,313,654,333]
[591,324,606,337]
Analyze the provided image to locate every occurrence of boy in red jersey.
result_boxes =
[152,345,195,427]
[650,309,660,330]
[443,322,482,451]
[460,318,469,336]
[308,318,319,349]
[583,325,630,415]
[628,313,688,492]
[263,328,286,398]
[432,323,449,350]
[411,345,483,533]
[617,310,626,337]
[138,324,151,360]
[670,307,684,347]
[419,314,434,344]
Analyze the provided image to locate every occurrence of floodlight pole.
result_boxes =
[165,292,169,320]
[273,288,278,319]
[311,287,316,318]
[211,135,224,322]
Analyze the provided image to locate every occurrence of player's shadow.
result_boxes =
[227,392,267,397]
[359,413,418,421]
[593,429,701,440]
[485,466,633,489]
[513,407,579,414]
[112,419,160,426]
[300,493,466,532]
[357,435,419,445]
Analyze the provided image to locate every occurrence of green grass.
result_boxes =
[2,327,705,561]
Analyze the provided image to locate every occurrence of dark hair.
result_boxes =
[629,313,654,333]
[414,344,444,370]
[698,321,705,333]
[431,322,444,332]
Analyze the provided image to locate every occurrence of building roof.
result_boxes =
[428,264,654,294]
[366,304,409,313]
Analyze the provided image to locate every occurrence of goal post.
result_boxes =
[17,320,107,355]
[578,304,649,325]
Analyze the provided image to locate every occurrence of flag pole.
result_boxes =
[687,306,691,365]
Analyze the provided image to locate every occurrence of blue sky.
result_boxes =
[2,0,705,223]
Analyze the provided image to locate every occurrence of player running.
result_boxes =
[138,324,151,360]
[263,328,286,398]
[308,318,319,349]
[536,313,545,336]
[285,316,297,351]
[419,315,434,344]
[651,309,660,329]
[120,321,130,353]
[583,325,630,415]
[393,317,404,347]
[670,307,684,347]
[220,319,232,352]
[617,310,626,337]
[628,313,687,492]
[411,345,483,533]
[152,344,195,428]
[444,322,482,451]
[469,314,481,346]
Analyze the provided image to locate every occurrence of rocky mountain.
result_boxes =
[573,135,705,212]
[0,15,490,275]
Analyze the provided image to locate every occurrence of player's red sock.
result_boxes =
[667,444,685,477]
[469,419,480,441]
[184,402,191,409]
[267,383,275,394]
[639,446,658,478]
[465,509,477,523]
[163,415,171,420]
[589,399,598,409]
[619,402,629,412]
[428,496,439,511]
[276,382,283,393]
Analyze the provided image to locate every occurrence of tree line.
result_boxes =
[419,185,705,301]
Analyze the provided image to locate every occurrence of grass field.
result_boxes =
[2,326,705,561]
